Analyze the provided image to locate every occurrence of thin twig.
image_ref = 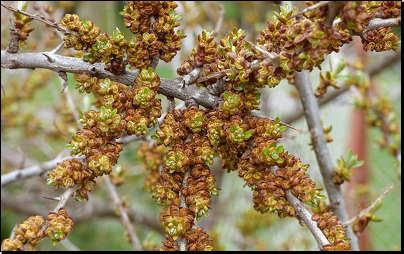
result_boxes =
[103,175,143,251]
[288,1,332,20]
[1,3,79,37]
[342,181,398,227]
[213,4,225,38]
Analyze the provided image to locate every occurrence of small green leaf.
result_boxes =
[245,52,254,56]
[227,41,233,48]
[111,108,117,117]
[172,220,178,226]
[269,142,276,148]
[66,144,75,150]
[263,148,270,156]
[256,93,261,100]
[346,150,353,162]
[46,178,53,185]
[279,126,287,132]
[244,131,252,139]
[318,194,327,200]
[79,111,84,117]
[175,154,180,161]
[230,125,237,133]
[224,91,230,100]
[148,67,153,75]
[151,135,158,140]
[275,145,284,154]
[169,9,174,16]
[274,117,280,125]
[351,160,364,168]
[100,106,107,117]
[306,173,311,177]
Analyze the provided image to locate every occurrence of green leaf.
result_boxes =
[227,41,233,48]
[244,43,251,51]
[71,135,78,142]
[175,154,180,161]
[263,148,270,156]
[335,74,351,81]
[318,194,327,200]
[279,126,287,132]
[100,106,107,116]
[269,142,276,148]
[218,47,225,55]
[351,160,364,168]
[256,93,261,100]
[306,173,311,177]
[66,144,75,150]
[79,111,84,117]
[169,9,174,16]
[230,125,236,133]
[275,145,284,154]
[224,91,230,100]
[151,134,158,140]
[148,67,153,75]
[274,117,280,125]
[46,178,53,185]
[335,59,346,74]
[172,220,178,226]
[111,108,117,117]
[244,131,252,139]
[245,52,254,56]
[346,149,353,162]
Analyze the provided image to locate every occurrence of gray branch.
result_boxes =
[293,70,358,251]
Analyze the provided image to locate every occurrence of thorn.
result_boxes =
[42,196,61,201]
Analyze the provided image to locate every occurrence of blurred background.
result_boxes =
[1,1,401,251]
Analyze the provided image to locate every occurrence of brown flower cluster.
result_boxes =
[45,208,74,246]
[312,212,351,251]
[122,1,186,69]
[1,215,45,251]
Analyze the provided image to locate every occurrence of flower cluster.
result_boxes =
[45,208,74,246]
[162,203,195,240]
[361,27,400,52]
[177,30,219,79]
[126,67,162,135]
[1,216,45,251]
[121,1,186,69]
[182,164,220,221]
[312,212,351,251]
[61,14,100,50]
[11,4,35,49]
[184,227,214,251]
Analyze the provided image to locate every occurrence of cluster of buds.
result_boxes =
[152,167,183,204]
[352,211,382,237]
[375,1,401,19]
[126,68,162,135]
[10,2,35,49]
[314,71,339,99]
[47,158,93,191]
[154,109,188,147]
[121,1,186,69]
[312,212,351,251]
[154,236,179,251]
[61,14,100,50]
[1,215,45,251]
[45,208,74,246]
[83,30,128,75]
[361,26,400,52]
[182,164,219,221]
[338,2,372,33]
[162,203,195,240]
[177,30,219,79]
[75,74,100,94]
[184,227,214,251]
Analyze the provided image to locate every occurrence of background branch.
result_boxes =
[293,70,359,251]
